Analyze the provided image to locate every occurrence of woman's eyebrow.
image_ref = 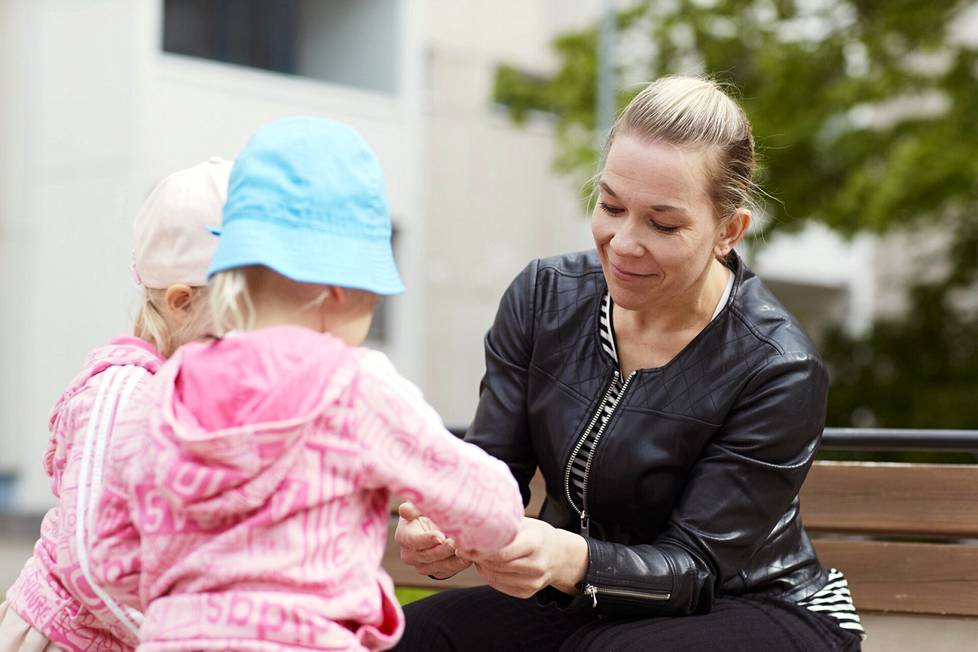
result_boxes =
[601,180,688,215]
[651,204,688,215]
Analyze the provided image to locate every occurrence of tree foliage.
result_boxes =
[493,0,978,427]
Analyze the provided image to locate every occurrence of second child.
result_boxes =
[0,158,231,652]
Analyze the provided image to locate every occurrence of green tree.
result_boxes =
[493,0,978,428]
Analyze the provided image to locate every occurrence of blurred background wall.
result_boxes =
[0,0,900,513]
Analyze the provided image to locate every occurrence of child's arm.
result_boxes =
[57,368,149,645]
[43,389,77,497]
[86,394,152,632]
[90,469,143,611]
[354,350,524,553]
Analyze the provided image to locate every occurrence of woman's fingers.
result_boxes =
[473,564,547,598]
[393,504,466,577]
[458,525,536,564]
[469,555,544,576]
[400,539,457,565]
[414,556,472,579]
[458,544,529,564]
[395,507,549,588]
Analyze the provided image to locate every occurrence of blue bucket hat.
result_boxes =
[207,116,405,295]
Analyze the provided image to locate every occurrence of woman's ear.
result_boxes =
[164,284,195,314]
[715,209,751,258]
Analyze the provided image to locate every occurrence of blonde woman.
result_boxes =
[394,77,864,651]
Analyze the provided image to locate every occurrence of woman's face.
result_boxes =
[591,134,725,313]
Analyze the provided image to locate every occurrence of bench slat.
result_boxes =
[801,461,978,537]
[813,538,978,616]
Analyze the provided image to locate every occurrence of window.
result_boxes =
[162,0,399,94]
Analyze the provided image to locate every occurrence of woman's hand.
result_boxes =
[393,502,472,579]
[457,517,589,599]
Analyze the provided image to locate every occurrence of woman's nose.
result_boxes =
[609,222,644,257]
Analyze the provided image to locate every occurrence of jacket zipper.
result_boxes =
[568,371,665,610]
[583,584,671,608]
[563,369,636,537]
[563,370,617,534]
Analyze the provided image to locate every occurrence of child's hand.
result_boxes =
[394,502,472,580]
[457,517,589,598]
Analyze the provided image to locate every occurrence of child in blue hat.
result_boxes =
[89,117,524,651]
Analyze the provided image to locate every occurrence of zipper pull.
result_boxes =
[584,584,598,608]
[580,511,589,537]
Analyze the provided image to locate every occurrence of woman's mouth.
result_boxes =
[609,261,654,282]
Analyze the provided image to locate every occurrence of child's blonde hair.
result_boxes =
[209,266,378,337]
[134,287,212,358]
[209,270,257,337]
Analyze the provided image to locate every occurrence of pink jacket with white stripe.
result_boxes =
[91,326,524,651]
[6,337,163,651]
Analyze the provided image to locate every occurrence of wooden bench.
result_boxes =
[384,428,978,621]
[797,460,978,617]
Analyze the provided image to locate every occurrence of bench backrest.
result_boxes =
[800,460,978,617]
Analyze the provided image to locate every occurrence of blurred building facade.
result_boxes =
[0,0,875,513]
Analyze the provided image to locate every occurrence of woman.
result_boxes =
[394,76,864,651]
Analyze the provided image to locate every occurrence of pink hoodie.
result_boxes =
[91,326,524,651]
[5,337,164,651]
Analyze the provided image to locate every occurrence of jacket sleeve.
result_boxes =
[43,389,81,498]
[356,350,524,553]
[582,351,828,616]
[463,260,539,507]
[88,397,153,617]
[90,464,143,612]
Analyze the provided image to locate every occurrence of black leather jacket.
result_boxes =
[466,250,830,617]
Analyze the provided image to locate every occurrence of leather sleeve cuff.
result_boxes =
[583,537,683,616]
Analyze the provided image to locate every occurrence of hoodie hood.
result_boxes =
[153,325,359,520]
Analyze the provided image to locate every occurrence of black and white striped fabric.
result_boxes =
[567,294,624,504]
[570,284,865,640]
[798,568,866,638]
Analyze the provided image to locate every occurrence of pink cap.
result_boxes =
[132,157,232,289]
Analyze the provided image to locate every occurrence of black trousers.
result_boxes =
[393,586,862,652]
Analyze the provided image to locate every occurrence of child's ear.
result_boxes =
[164,284,195,314]
[328,286,347,304]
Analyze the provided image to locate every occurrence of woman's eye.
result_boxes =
[598,201,626,216]
[652,222,679,234]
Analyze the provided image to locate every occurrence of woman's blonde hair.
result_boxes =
[133,286,212,358]
[601,75,757,221]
